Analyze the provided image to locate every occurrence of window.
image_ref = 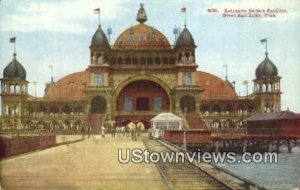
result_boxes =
[151,34,157,42]
[128,34,134,42]
[151,28,157,41]
[183,72,192,86]
[154,97,162,112]
[97,53,104,64]
[95,73,104,86]
[139,34,146,42]
[124,96,133,112]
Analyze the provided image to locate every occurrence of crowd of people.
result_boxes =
[101,125,143,141]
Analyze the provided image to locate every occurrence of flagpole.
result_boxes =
[14,41,16,55]
[265,40,268,54]
[225,65,228,80]
[98,12,101,27]
[33,82,37,97]
[222,64,228,80]
[184,11,187,27]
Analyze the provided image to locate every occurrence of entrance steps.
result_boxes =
[87,113,105,133]
[185,113,208,129]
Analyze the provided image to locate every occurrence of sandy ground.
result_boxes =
[0,135,167,190]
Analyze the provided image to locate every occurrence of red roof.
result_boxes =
[195,71,237,99]
[44,71,89,100]
[245,111,300,122]
[44,70,237,100]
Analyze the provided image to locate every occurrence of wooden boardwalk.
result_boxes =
[0,136,166,190]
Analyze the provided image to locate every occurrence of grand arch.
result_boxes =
[116,80,169,112]
[113,75,172,112]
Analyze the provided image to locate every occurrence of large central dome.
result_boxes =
[113,24,171,50]
[113,4,170,50]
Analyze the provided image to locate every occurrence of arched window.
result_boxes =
[10,85,14,94]
[117,57,123,64]
[211,120,221,128]
[74,105,84,113]
[147,57,153,64]
[162,57,168,64]
[237,104,245,114]
[180,95,196,113]
[49,106,59,113]
[211,104,222,114]
[132,57,138,64]
[125,57,131,64]
[38,105,47,113]
[224,104,234,113]
[140,57,146,64]
[155,57,160,64]
[91,96,107,113]
[200,104,209,114]
[110,57,116,65]
[183,73,192,86]
[262,84,267,92]
[224,119,235,128]
[15,85,20,94]
[170,58,175,65]
[62,105,72,113]
[97,53,104,64]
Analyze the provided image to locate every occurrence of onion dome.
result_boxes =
[255,53,278,79]
[3,53,26,80]
[91,25,110,48]
[175,27,195,47]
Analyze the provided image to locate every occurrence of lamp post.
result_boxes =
[32,82,37,97]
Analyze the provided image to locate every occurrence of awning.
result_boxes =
[244,111,300,122]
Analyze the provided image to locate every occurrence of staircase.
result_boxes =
[185,113,208,129]
[87,114,105,134]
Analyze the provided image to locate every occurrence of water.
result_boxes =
[218,147,300,190]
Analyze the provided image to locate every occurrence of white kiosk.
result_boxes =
[150,112,182,138]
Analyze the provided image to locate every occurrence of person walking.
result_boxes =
[101,126,105,138]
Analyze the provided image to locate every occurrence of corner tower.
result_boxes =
[0,53,28,116]
[253,51,281,112]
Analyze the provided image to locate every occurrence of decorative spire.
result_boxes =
[136,3,147,24]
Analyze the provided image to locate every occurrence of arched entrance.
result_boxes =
[180,95,196,113]
[116,80,169,112]
[91,96,106,113]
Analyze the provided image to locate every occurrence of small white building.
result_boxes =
[150,112,182,138]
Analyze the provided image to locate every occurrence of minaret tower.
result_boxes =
[253,39,281,112]
[1,53,28,118]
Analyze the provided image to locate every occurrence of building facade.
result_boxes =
[0,4,282,133]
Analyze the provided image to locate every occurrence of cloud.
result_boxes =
[2,0,131,33]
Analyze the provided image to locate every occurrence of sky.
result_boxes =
[0,0,299,112]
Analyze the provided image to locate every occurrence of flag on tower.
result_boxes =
[10,37,16,43]
[181,7,186,12]
[260,38,267,43]
[93,8,100,14]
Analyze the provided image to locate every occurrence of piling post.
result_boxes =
[215,141,219,153]
[287,140,291,153]
[268,141,273,152]
[243,140,247,153]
